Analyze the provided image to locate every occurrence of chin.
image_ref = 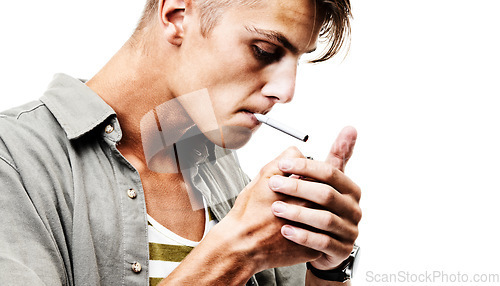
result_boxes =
[203,126,253,149]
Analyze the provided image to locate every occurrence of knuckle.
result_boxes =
[343,223,359,242]
[296,231,309,245]
[351,205,363,223]
[291,205,303,221]
[350,227,359,242]
[322,188,336,204]
[324,213,338,230]
[351,184,362,202]
[282,146,303,159]
[258,166,266,177]
[291,179,301,195]
[327,164,339,179]
[286,146,302,156]
[259,162,274,176]
[318,236,333,251]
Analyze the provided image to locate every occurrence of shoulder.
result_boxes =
[0,101,75,188]
[0,99,65,137]
[0,100,69,165]
[0,103,72,285]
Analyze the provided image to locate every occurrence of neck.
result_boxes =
[86,38,194,161]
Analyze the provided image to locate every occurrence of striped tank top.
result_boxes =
[148,201,217,285]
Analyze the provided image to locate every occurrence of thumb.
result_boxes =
[325,126,357,172]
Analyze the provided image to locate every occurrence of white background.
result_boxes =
[1,1,499,284]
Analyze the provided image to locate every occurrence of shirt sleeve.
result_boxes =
[0,155,68,285]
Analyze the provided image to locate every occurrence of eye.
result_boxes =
[252,44,281,64]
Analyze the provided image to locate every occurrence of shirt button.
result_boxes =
[131,262,142,273]
[127,188,137,199]
[105,124,114,134]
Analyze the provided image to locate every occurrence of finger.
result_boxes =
[280,225,354,265]
[274,146,305,161]
[276,160,361,200]
[325,126,357,172]
[271,201,359,242]
[269,176,362,221]
[258,146,306,178]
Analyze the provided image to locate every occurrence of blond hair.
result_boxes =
[134,0,351,62]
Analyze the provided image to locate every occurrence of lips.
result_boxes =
[239,108,271,116]
[235,105,273,129]
[240,109,257,115]
[236,110,260,127]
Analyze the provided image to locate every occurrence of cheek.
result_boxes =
[208,84,246,116]
[184,39,266,114]
[208,37,263,79]
[205,65,264,115]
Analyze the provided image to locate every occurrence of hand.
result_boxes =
[268,126,362,270]
[160,146,322,285]
[217,146,323,273]
[161,128,359,285]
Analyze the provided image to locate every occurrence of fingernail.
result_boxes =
[272,201,287,214]
[269,176,284,189]
[282,226,295,237]
[279,159,293,171]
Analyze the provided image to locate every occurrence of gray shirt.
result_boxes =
[0,74,305,285]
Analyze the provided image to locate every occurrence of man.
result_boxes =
[0,0,361,285]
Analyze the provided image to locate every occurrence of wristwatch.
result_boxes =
[306,244,360,282]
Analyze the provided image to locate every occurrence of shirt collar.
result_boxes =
[40,73,116,140]
[39,73,219,162]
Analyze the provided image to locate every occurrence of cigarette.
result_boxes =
[254,113,309,142]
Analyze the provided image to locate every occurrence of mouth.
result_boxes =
[240,108,270,116]
[239,109,266,127]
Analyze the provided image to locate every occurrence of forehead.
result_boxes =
[267,0,318,23]
[221,0,322,53]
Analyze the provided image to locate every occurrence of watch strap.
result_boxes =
[306,244,360,282]
[306,262,349,282]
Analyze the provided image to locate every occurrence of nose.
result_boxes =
[261,59,297,104]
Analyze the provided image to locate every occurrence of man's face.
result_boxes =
[174,0,322,148]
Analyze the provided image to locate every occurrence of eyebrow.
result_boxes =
[244,25,317,55]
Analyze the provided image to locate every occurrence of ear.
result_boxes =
[158,0,188,46]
